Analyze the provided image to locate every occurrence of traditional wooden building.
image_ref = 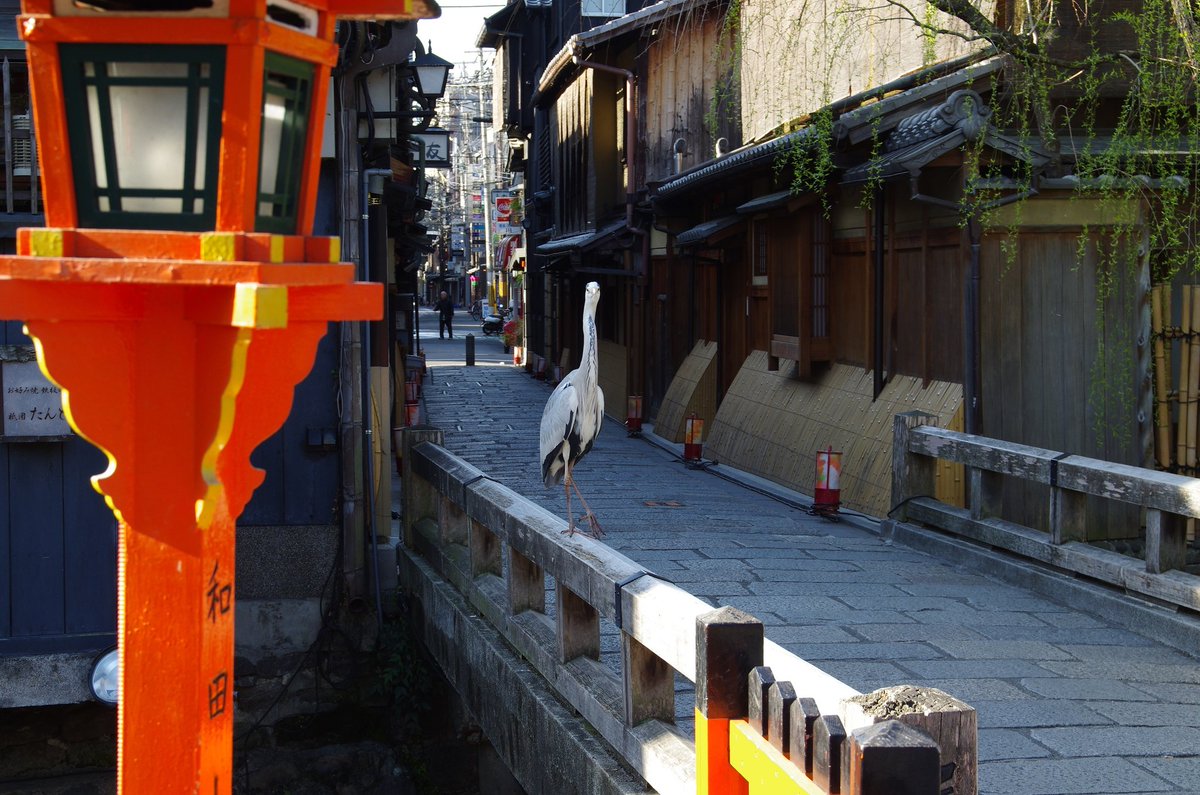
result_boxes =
[482,0,1189,537]
[645,0,1166,527]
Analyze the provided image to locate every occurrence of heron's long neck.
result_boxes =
[582,305,598,384]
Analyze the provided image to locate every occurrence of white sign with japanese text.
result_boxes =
[2,360,72,438]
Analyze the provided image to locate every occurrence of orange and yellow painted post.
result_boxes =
[696,606,764,795]
[0,1,437,792]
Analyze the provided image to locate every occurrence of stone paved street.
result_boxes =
[410,311,1200,795]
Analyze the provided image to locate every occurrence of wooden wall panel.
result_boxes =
[925,237,964,383]
[0,419,8,640]
[893,248,926,378]
[62,441,116,634]
[9,444,63,636]
[643,8,738,183]
[832,250,867,367]
[769,217,803,338]
[1,319,117,650]
[980,229,1142,537]
[738,0,991,141]
[721,250,748,394]
[598,339,628,423]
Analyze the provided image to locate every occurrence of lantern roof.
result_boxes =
[325,0,441,18]
[18,0,439,22]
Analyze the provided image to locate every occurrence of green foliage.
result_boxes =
[705,0,743,141]
[776,107,837,210]
[372,616,432,739]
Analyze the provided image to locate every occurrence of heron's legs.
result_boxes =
[559,470,600,538]
[562,478,577,536]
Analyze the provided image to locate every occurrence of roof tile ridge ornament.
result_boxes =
[885,89,992,152]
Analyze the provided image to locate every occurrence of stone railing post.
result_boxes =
[400,426,443,548]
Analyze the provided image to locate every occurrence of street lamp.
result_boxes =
[410,49,453,99]
[0,1,437,792]
[25,0,445,235]
[395,44,453,131]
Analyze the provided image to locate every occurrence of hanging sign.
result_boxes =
[411,128,452,168]
[492,189,514,235]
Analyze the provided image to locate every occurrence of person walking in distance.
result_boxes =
[435,291,454,339]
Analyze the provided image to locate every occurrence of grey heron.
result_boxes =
[539,281,605,537]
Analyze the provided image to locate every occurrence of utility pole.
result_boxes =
[479,56,495,304]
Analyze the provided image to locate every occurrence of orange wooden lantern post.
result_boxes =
[0,1,436,792]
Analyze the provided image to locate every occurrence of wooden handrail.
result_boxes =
[402,428,977,794]
[893,411,1200,607]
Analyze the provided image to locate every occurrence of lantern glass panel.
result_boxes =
[256,52,313,233]
[413,64,447,98]
[61,45,225,230]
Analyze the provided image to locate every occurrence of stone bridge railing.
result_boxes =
[399,428,977,795]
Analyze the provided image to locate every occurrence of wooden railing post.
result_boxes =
[1049,466,1087,545]
[556,583,599,663]
[621,632,674,727]
[967,467,1003,520]
[844,721,940,795]
[507,547,545,615]
[843,685,977,795]
[1145,508,1187,573]
[469,517,501,578]
[789,697,821,778]
[813,713,847,793]
[892,412,938,520]
[695,607,762,795]
[400,427,442,548]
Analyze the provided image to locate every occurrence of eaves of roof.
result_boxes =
[653,51,1007,201]
[655,127,822,200]
[534,0,723,102]
[477,1,524,49]
[736,189,795,214]
[675,215,743,246]
[534,218,631,256]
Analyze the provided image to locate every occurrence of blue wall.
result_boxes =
[1,319,343,655]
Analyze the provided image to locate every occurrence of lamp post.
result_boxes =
[393,43,452,131]
[0,1,436,793]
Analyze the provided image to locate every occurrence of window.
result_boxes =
[581,0,624,18]
[60,44,225,230]
[256,52,314,233]
[753,223,768,286]
[811,211,829,339]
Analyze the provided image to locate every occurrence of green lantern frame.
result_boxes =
[59,43,225,231]
[255,51,314,234]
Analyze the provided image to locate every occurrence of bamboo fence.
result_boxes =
[1152,284,1200,474]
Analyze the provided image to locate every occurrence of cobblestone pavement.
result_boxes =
[411,318,1200,795]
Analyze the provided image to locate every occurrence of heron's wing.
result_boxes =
[539,374,580,484]
[595,385,604,430]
